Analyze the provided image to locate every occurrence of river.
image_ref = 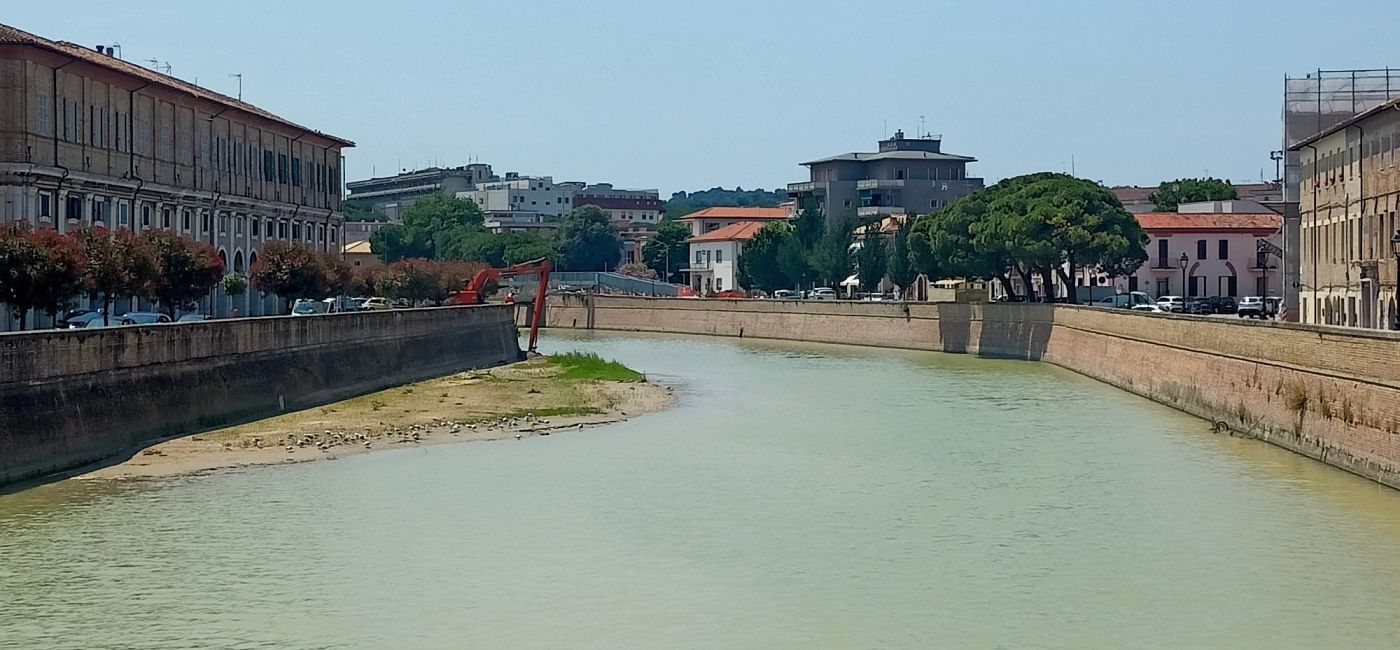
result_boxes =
[4,331,1400,648]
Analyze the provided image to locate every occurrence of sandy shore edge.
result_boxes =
[78,365,675,481]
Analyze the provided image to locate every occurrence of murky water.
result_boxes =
[5,332,1400,648]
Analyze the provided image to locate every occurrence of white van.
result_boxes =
[290,298,332,316]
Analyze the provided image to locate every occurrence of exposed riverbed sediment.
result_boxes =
[82,356,674,480]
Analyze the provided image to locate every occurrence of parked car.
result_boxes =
[65,311,107,329]
[1132,304,1168,313]
[120,312,172,325]
[1237,296,1266,318]
[1185,298,1214,315]
[1093,291,1154,309]
[176,314,211,322]
[1212,296,1237,314]
[1156,295,1186,313]
[291,298,332,316]
[808,287,837,300]
[60,308,98,327]
[360,297,392,311]
[772,289,802,300]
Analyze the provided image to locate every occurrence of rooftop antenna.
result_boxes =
[919,115,926,138]
[228,73,242,100]
[111,43,122,59]
[144,59,171,74]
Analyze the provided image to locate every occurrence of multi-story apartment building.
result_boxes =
[1290,96,1400,329]
[787,130,983,223]
[0,23,353,326]
[571,183,663,226]
[1128,211,1282,299]
[345,163,493,221]
[460,174,573,218]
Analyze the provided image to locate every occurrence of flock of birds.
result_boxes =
[221,411,597,455]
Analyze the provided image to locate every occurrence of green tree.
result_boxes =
[143,230,223,316]
[791,206,825,250]
[776,235,810,289]
[0,222,85,329]
[370,194,485,262]
[222,273,248,298]
[248,240,331,311]
[77,227,160,325]
[736,222,791,292]
[400,193,485,234]
[664,187,787,219]
[618,262,658,279]
[1148,177,1237,212]
[558,205,621,271]
[343,199,385,222]
[887,218,917,298]
[370,223,434,263]
[856,226,887,292]
[807,215,855,289]
[641,220,689,283]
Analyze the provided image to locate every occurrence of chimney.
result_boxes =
[105,47,114,56]
[94,44,104,53]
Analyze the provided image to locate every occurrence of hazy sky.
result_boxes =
[7,0,1397,195]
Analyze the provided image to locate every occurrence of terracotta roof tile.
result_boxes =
[679,207,789,220]
[0,22,352,146]
[689,221,768,242]
[1135,212,1281,232]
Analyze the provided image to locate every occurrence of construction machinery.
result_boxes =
[449,258,552,354]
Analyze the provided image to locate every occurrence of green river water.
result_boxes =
[4,331,1400,649]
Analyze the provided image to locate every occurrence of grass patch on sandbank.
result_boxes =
[549,351,643,382]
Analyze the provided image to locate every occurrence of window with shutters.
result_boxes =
[36,94,50,135]
[292,158,301,187]
[277,153,288,184]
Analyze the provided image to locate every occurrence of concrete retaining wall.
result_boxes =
[540,295,1400,488]
[1,305,520,487]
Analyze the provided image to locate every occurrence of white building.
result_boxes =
[685,222,765,295]
[459,175,573,218]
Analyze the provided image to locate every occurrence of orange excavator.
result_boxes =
[449,258,552,353]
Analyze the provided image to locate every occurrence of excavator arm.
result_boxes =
[450,258,552,354]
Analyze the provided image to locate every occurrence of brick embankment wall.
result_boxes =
[0,305,520,487]
[536,295,1400,488]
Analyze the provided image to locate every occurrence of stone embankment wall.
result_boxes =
[538,295,1400,488]
[1,305,520,487]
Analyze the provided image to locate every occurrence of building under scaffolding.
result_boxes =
[1277,68,1400,322]
[1284,68,1400,148]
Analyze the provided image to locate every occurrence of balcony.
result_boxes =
[1150,258,1179,271]
[856,179,905,190]
[787,182,822,194]
[684,261,714,272]
[857,206,907,218]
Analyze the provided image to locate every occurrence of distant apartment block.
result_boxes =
[572,183,663,226]
[346,163,494,220]
[459,174,574,218]
[0,22,353,325]
[787,130,983,222]
[1290,95,1400,329]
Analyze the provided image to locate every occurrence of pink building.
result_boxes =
[1126,212,1282,299]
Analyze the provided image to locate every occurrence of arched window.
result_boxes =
[233,250,245,274]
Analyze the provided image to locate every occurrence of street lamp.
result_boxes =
[1178,252,1189,297]
[1391,230,1400,328]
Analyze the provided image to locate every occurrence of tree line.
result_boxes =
[664,187,787,220]
[732,173,1149,301]
[0,222,228,327]
[369,194,623,272]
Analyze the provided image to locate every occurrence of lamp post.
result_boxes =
[1178,252,1189,298]
[1390,230,1400,329]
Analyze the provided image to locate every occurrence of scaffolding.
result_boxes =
[1284,68,1400,147]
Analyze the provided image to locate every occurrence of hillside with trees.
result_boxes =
[664,187,788,220]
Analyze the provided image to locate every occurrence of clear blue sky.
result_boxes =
[8,0,1398,195]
